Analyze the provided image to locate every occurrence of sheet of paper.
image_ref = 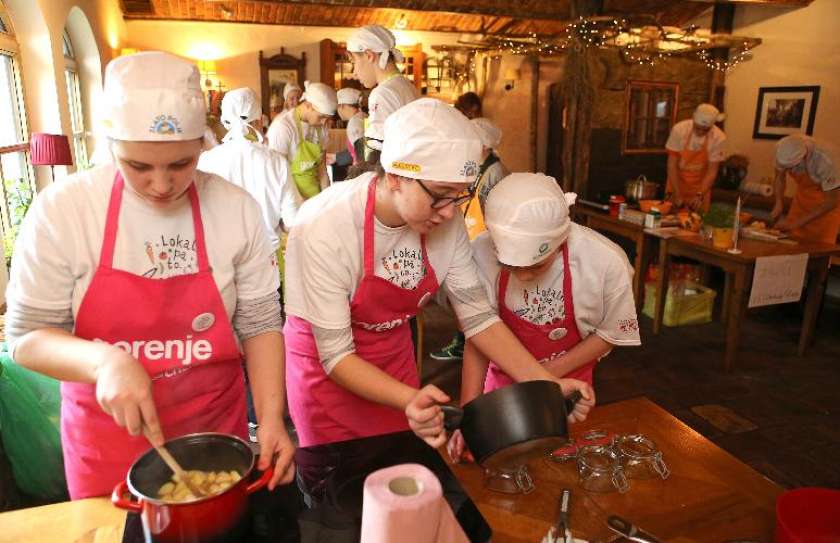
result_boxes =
[748,253,808,308]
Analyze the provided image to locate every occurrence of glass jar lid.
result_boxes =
[616,434,659,458]
[577,445,620,471]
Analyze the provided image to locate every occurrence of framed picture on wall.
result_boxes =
[259,49,306,119]
[752,86,820,140]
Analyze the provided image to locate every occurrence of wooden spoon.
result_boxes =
[143,426,203,498]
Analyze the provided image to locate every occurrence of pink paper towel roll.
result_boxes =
[361,463,470,543]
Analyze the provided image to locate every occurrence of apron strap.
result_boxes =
[559,243,575,319]
[497,267,511,304]
[100,171,210,272]
[361,176,430,278]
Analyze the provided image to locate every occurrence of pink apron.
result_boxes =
[347,136,358,165]
[62,172,247,499]
[484,244,596,392]
[285,178,439,447]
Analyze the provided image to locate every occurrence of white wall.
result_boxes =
[124,20,465,103]
[724,0,840,193]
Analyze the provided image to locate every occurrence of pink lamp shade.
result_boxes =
[29,133,73,167]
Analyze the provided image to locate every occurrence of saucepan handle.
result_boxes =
[111,480,143,513]
[564,390,583,415]
[441,405,464,432]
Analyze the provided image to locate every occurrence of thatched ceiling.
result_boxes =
[120,0,812,37]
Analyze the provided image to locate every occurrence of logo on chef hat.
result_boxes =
[149,114,183,135]
[538,242,550,255]
[460,160,478,178]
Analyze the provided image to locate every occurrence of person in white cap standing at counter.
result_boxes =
[448,173,639,461]
[282,99,594,465]
[431,116,509,362]
[282,83,302,113]
[665,103,727,212]
[267,81,337,200]
[198,87,302,250]
[771,134,840,245]
[332,87,366,168]
[3,52,295,499]
[346,24,419,159]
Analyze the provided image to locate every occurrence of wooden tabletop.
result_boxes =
[0,398,783,543]
[449,397,783,543]
[663,232,840,263]
[0,495,125,542]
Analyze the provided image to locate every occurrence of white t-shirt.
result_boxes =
[198,139,302,249]
[783,145,839,192]
[285,172,499,371]
[7,163,279,325]
[666,119,727,163]
[266,108,327,160]
[365,74,419,149]
[347,112,366,145]
[471,224,641,347]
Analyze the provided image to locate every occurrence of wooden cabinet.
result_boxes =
[319,39,425,90]
[259,49,306,119]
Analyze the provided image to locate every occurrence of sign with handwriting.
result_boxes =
[748,254,808,308]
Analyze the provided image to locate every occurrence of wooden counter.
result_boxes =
[449,397,783,543]
[0,398,783,543]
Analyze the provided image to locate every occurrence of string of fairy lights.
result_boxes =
[429,15,759,87]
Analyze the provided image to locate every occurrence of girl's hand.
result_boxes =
[95,347,163,445]
[556,378,596,423]
[406,384,450,448]
[256,419,296,489]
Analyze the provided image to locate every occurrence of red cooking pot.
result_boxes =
[112,432,272,543]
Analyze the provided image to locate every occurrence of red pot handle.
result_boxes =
[245,468,274,495]
[111,480,143,513]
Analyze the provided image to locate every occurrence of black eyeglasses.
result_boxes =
[415,179,474,210]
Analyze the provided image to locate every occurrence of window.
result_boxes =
[63,29,87,168]
[623,80,679,154]
[0,3,34,271]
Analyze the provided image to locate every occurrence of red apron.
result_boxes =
[347,136,358,165]
[484,244,596,392]
[62,172,247,499]
[787,168,840,245]
[666,129,712,212]
[285,178,439,447]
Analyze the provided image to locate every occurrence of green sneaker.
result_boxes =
[430,335,464,361]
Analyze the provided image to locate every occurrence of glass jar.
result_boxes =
[483,464,534,494]
[614,434,670,480]
[576,445,629,493]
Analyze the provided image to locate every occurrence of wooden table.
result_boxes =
[449,397,783,543]
[649,231,840,372]
[0,398,782,543]
[0,495,125,542]
[573,205,653,311]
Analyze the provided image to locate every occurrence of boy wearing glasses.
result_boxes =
[281,100,594,477]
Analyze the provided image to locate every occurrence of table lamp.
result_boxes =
[29,133,73,183]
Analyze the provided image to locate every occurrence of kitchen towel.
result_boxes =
[360,463,469,543]
[739,181,773,197]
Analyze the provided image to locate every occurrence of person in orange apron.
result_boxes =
[282,99,594,469]
[4,52,294,498]
[432,117,509,362]
[772,134,840,245]
[448,173,640,462]
[665,103,727,213]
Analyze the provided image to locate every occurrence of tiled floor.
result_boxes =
[421,284,840,490]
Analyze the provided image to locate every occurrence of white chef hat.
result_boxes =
[485,173,578,267]
[337,87,362,106]
[382,98,482,185]
[347,25,405,70]
[693,103,725,128]
[470,117,502,150]
[220,87,263,143]
[101,51,206,141]
[283,83,302,101]
[301,81,337,116]
[776,134,813,168]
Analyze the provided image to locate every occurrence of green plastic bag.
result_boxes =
[0,343,67,500]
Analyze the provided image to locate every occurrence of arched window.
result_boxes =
[63,27,87,168]
[0,1,34,272]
